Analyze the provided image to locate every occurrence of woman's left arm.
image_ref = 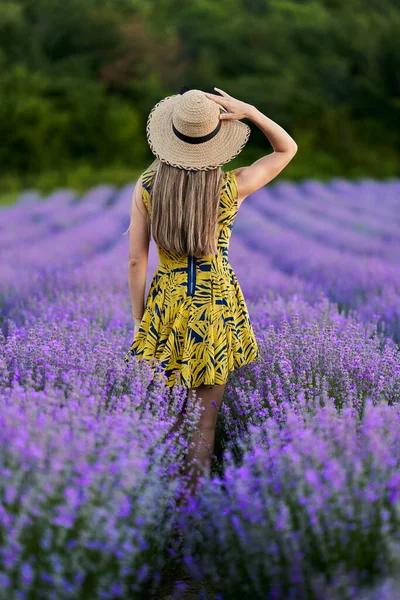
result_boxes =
[127,175,150,332]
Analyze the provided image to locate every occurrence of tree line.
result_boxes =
[1,0,399,194]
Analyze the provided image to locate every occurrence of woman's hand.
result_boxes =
[133,316,142,339]
[205,87,253,121]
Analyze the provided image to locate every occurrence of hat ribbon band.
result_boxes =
[172,120,222,144]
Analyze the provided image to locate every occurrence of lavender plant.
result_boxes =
[1,178,399,599]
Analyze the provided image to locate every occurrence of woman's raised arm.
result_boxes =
[205,87,298,206]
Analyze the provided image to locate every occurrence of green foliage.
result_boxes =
[0,163,145,201]
[0,0,399,195]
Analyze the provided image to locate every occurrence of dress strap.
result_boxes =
[141,168,156,214]
[220,170,239,215]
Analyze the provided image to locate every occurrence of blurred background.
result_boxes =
[1,0,399,204]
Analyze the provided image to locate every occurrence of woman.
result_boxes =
[124,86,297,496]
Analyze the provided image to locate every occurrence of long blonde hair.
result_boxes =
[124,158,225,258]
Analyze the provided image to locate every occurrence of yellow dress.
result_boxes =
[124,166,260,388]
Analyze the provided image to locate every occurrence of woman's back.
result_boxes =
[141,166,239,265]
[124,166,259,388]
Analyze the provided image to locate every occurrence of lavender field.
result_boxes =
[1,177,400,600]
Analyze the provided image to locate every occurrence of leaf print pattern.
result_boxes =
[124,167,260,388]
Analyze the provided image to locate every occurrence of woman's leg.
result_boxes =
[167,389,190,446]
[181,382,226,498]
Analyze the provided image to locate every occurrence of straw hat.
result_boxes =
[146,86,251,171]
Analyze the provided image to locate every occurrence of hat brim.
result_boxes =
[146,94,251,171]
